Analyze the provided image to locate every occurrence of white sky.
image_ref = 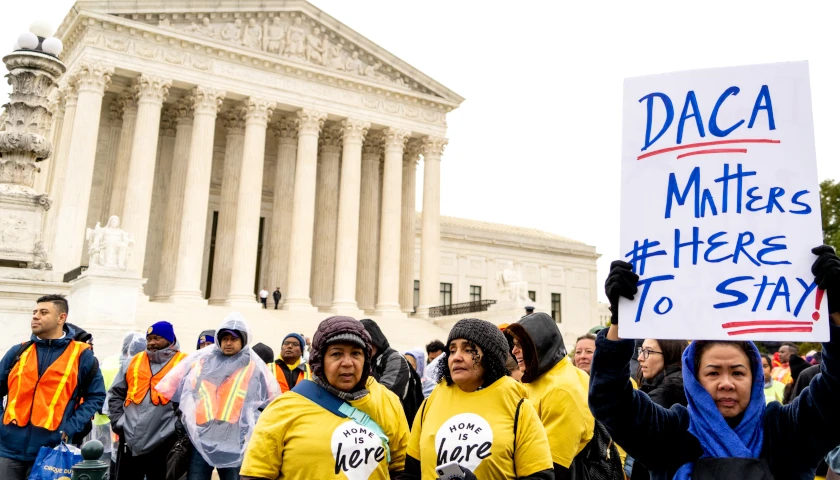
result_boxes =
[2,1,839,302]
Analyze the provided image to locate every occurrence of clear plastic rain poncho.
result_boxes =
[154,313,280,468]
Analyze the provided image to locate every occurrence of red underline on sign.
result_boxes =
[727,326,813,336]
[676,148,748,159]
[721,320,813,329]
[637,138,781,160]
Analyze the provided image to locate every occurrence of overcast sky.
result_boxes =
[2,1,839,302]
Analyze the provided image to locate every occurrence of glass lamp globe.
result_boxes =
[42,37,63,56]
[29,20,53,38]
[17,32,39,50]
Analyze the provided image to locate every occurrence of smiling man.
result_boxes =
[0,294,106,480]
[273,333,311,393]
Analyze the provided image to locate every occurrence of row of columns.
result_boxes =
[43,61,447,316]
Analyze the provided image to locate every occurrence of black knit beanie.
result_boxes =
[447,318,509,368]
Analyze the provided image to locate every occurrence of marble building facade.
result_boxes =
[27,0,601,343]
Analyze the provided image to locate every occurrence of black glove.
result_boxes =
[604,260,639,325]
[812,245,840,314]
[460,466,478,480]
[111,424,124,439]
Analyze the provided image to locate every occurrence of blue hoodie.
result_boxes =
[0,325,106,461]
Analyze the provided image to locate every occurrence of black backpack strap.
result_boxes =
[11,341,34,367]
[513,398,524,474]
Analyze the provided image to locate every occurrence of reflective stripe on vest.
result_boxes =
[3,341,90,431]
[124,351,187,406]
[195,361,256,424]
[275,362,311,393]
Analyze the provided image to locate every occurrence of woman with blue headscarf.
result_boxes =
[589,246,840,479]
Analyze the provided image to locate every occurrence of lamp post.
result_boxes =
[0,22,65,268]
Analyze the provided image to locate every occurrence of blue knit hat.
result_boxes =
[283,332,306,349]
[147,321,176,344]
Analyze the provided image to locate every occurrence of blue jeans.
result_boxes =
[187,448,240,480]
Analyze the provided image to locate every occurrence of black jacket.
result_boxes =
[272,290,281,301]
[588,325,840,480]
[639,363,687,409]
[361,319,410,397]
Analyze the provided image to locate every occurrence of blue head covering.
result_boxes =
[674,340,766,479]
[405,349,425,377]
[147,321,176,344]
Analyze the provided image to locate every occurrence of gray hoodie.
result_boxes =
[107,340,182,456]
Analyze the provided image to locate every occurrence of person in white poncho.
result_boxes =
[154,313,279,480]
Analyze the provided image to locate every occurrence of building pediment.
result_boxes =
[57,1,463,107]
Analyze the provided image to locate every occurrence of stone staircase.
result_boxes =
[135,299,450,356]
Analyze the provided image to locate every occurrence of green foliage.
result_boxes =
[820,179,840,251]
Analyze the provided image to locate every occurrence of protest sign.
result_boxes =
[619,61,827,341]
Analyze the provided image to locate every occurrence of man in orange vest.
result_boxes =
[0,294,106,480]
[107,320,186,480]
[273,333,310,393]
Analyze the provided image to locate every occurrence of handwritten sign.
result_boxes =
[619,61,827,341]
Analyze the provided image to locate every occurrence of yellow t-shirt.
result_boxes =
[408,376,552,479]
[240,377,409,479]
[524,356,594,467]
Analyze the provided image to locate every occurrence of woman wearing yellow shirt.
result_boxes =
[240,316,409,480]
[400,318,554,480]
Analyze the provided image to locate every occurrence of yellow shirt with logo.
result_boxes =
[408,376,552,479]
[525,356,594,467]
[240,377,408,479]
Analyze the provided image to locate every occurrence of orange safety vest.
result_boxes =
[274,361,311,394]
[124,351,187,406]
[3,341,90,431]
[195,361,256,425]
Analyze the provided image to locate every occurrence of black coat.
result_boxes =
[639,363,687,408]
[588,325,840,480]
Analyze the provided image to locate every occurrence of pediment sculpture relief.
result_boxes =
[157,14,412,90]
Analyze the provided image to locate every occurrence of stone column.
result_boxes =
[155,95,194,299]
[375,128,411,316]
[208,107,245,305]
[415,136,448,317]
[50,62,113,274]
[35,90,65,194]
[330,119,369,315]
[310,125,342,309]
[399,140,421,313]
[282,108,326,311]
[263,116,297,299]
[108,91,138,219]
[121,74,171,274]
[166,86,225,303]
[355,132,383,312]
[42,83,77,256]
[142,106,176,296]
[97,99,124,223]
[225,97,274,307]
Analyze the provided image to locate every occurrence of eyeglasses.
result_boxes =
[282,341,300,347]
[637,347,663,360]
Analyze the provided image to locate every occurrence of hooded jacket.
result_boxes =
[505,312,594,473]
[154,313,279,468]
[0,324,106,461]
[589,324,840,480]
[107,339,183,456]
[361,319,411,399]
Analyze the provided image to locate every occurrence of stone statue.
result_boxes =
[325,41,344,70]
[185,18,216,38]
[496,269,530,303]
[305,26,326,65]
[243,18,263,50]
[283,17,306,59]
[221,19,243,44]
[344,51,363,75]
[362,61,388,80]
[264,17,285,54]
[86,215,133,270]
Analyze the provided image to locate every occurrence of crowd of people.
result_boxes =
[0,245,839,479]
